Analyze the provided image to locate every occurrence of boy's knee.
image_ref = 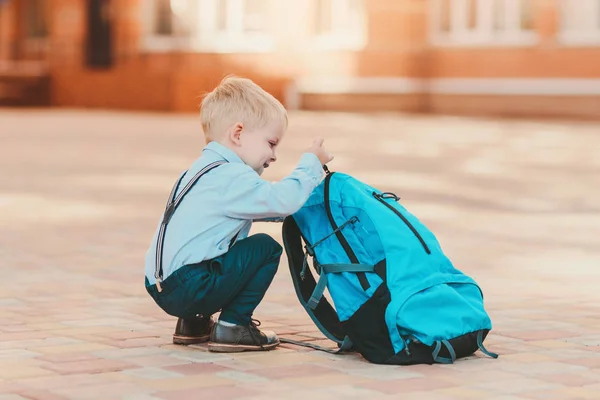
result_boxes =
[253,233,283,257]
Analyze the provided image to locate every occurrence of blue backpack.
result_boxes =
[281,167,498,365]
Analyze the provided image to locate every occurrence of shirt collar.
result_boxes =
[203,141,245,164]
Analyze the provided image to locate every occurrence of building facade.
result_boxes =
[1,0,599,118]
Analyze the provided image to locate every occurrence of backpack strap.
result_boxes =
[431,330,498,364]
[477,330,499,359]
[307,263,375,310]
[154,160,226,291]
[280,335,354,354]
[432,340,457,364]
[281,216,354,354]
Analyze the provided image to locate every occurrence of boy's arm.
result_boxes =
[222,153,323,220]
[252,217,286,223]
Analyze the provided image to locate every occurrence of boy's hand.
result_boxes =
[308,138,334,166]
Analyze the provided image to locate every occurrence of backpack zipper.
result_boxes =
[372,192,431,254]
[324,173,371,291]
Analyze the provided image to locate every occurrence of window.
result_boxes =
[152,0,186,36]
[197,0,272,51]
[21,0,49,58]
[430,0,536,46]
[312,0,367,50]
[559,0,600,45]
[141,0,273,52]
[140,0,194,51]
[24,0,48,39]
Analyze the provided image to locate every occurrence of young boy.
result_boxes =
[144,76,333,352]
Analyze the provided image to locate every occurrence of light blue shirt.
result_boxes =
[144,141,324,284]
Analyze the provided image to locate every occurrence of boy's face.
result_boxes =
[231,122,284,176]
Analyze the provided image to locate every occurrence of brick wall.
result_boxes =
[0,0,598,118]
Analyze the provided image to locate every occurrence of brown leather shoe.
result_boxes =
[208,319,279,352]
[172,315,215,345]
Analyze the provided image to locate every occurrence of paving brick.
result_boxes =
[382,391,450,400]
[100,337,167,349]
[0,395,30,400]
[562,357,600,368]
[0,338,82,351]
[0,332,50,342]
[526,340,580,349]
[127,355,192,368]
[13,390,68,400]
[470,377,565,395]
[15,373,127,391]
[499,361,589,376]
[250,364,339,379]
[121,395,163,400]
[122,367,184,380]
[341,365,424,381]
[519,386,600,399]
[541,372,600,387]
[434,387,494,398]
[30,343,117,355]
[155,385,260,400]
[25,323,71,331]
[212,358,263,371]
[358,377,457,394]
[214,370,270,383]
[232,352,324,367]
[41,359,138,375]
[416,367,521,383]
[497,353,556,363]
[96,331,161,341]
[0,350,40,359]
[0,326,36,334]
[0,383,29,395]
[52,382,154,400]
[0,364,57,380]
[541,348,600,359]
[144,375,234,391]
[498,331,581,341]
[46,327,121,337]
[325,384,395,398]
[163,362,232,375]
[35,353,100,364]
[92,347,170,360]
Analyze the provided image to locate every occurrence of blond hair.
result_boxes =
[200,76,288,143]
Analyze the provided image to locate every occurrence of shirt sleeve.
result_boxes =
[222,152,324,220]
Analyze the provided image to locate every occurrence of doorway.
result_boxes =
[85,0,113,68]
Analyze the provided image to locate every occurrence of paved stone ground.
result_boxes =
[1,109,599,400]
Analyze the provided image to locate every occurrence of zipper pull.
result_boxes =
[300,253,309,281]
[404,339,412,356]
[399,334,412,356]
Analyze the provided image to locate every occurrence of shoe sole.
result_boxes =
[173,334,210,345]
[207,340,280,352]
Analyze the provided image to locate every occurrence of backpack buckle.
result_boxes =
[300,253,309,280]
[305,245,315,257]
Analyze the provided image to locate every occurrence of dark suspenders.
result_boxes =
[154,160,227,292]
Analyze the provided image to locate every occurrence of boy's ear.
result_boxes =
[231,122,244,144]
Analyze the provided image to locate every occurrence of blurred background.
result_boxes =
[1,0,599,118]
